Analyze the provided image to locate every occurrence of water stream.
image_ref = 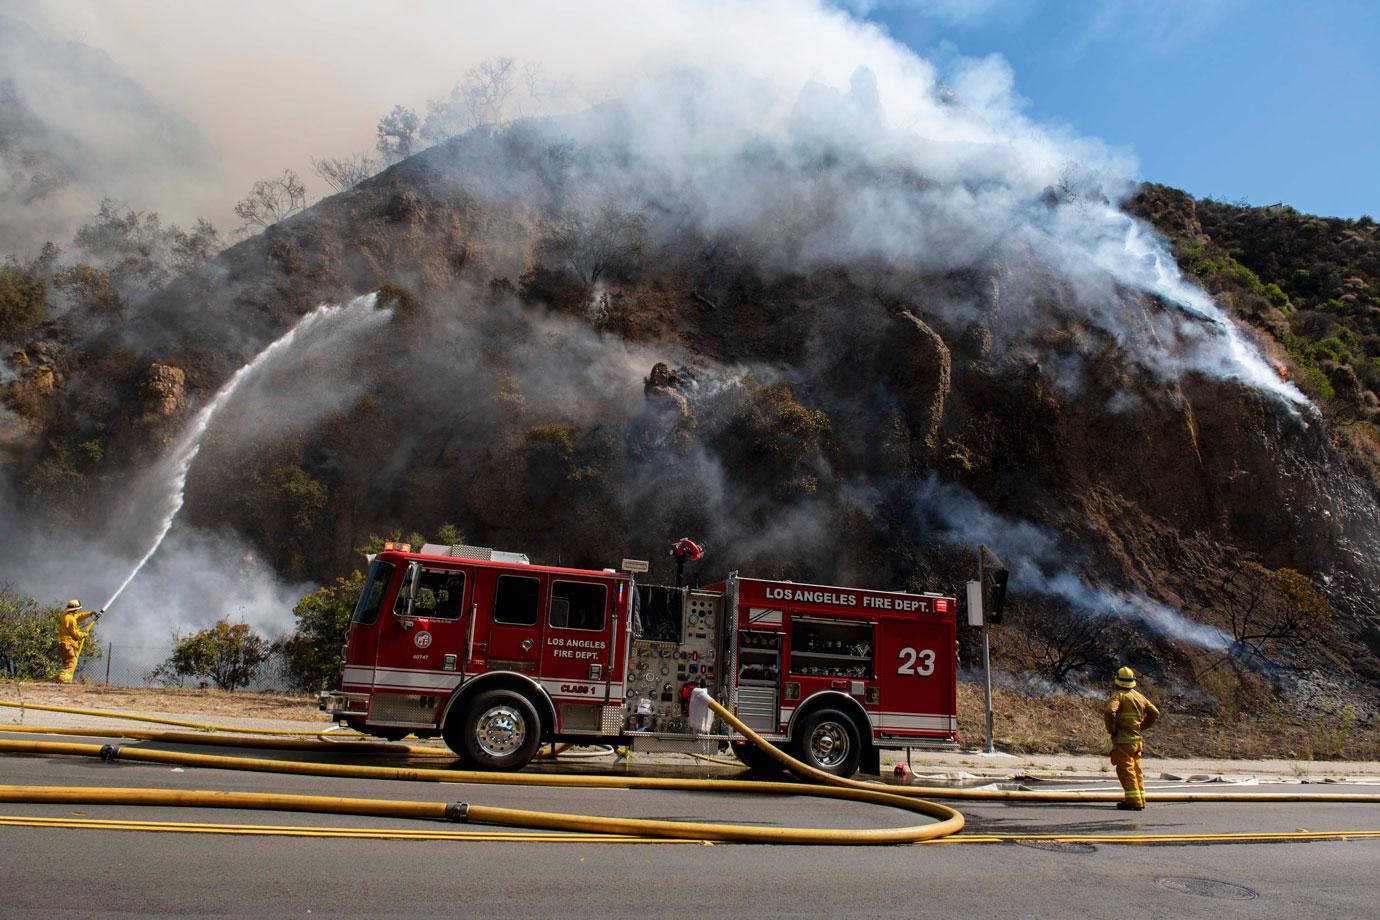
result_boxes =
[102,293,388,612]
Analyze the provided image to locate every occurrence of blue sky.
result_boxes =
[861,0,1379,218]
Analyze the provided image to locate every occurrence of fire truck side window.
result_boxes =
[493,575,540,626]
[549,581,607,631]
[400,568,467,620]
[351,561,395,626]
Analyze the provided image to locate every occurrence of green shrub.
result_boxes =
[0,589,101,680]
[0,263,45,342]
[1304,365,1335,399]
[527,424,576,456]
[234,463,328,576]
[278,571,365,692]
[53,264,123,316]
[1263,283,1289,309]
[433,522,464,546]
[153,619,268,691]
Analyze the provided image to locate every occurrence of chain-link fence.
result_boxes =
[71,642,300,692]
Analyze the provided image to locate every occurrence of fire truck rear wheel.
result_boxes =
[447,689,542,771]
[792,709,862,778]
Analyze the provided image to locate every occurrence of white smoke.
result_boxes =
[103,294,389,612]
[6,0,1301,407]
[0,295,391,648]
[0,471,308,651]
[1064,205,1308,408]
[0,0,1321,653]
[912,474,1231,650]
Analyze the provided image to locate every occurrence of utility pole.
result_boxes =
[979,546,994,754]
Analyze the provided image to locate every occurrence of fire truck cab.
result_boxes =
[321,542,957,776]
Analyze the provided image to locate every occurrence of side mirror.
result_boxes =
[404,562,421,620]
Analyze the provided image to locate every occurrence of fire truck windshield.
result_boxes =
[351,560,395,625]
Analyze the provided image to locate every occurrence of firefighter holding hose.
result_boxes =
[55,600,100,684]
[1105,666,1159,810]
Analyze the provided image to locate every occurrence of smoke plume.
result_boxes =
[4,0,1301,407]
[912,475,1231,650]
[0,296,391,649]
[0,0,1328,661]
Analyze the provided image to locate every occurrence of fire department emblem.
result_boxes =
[413,631,433,649]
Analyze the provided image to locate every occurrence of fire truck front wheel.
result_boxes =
[792,709,862,778]
[445,689,543,771]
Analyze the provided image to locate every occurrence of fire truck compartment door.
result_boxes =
[371,564,470,699]
[483,572,546,673]
[539,579,615,702]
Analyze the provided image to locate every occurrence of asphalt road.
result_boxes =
[3,730,1380,919]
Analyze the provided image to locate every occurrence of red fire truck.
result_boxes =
[321,542,957,776]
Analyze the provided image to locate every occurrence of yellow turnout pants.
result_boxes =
[1110,742,1145,806]
[56,641,81,684]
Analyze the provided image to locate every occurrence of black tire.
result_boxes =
[730,739,787,776]
[791,709,862,777]
[444,689,542,771]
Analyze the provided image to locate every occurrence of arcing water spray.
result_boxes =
[101,294,389,613]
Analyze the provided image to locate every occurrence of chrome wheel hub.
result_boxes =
[809,722,850,768]
[475,705,526,756]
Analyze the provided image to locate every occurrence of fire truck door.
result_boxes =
[482,572,546,675]
[373,562,470,696]
[539,578,615,701]
[875,614,956,740]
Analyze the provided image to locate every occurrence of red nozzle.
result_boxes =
[671,538,704,561]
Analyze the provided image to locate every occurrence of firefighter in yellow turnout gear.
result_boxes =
[1105,666,1159,810]
[56,600,100,684]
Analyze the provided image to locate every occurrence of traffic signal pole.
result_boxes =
[979,547,994,754]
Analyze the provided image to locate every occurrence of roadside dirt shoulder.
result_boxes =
[0,681,329,726]
[4,681,1378,782]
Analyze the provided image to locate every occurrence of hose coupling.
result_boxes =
[444,802,471,823]
[98,744,122,762]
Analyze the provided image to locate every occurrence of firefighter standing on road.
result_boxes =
[1105,666,1159,810]
[56,600,100,684]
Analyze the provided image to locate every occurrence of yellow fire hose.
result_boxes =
[0,700,964,844]
[7,697,1380,806]
[0,724,620,764]
[0,722,433,753]
[0,779,960,845]
[4,698,1380,845]
[0,701,612,760]
[0,814,696,844]
[3,813,1378,846]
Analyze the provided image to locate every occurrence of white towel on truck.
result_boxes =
[689,687,715,734]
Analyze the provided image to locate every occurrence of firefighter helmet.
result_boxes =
[1115,666,1136,689]
[66,599,82,611]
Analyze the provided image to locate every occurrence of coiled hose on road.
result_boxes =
[0,698,963,844]
[4,697,1380,845]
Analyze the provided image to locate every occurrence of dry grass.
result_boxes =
[0,681,328,723]
[5,677,1378,761]
[958,679,1380,761]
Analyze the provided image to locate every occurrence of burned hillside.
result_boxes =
[3,114,1379,736]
